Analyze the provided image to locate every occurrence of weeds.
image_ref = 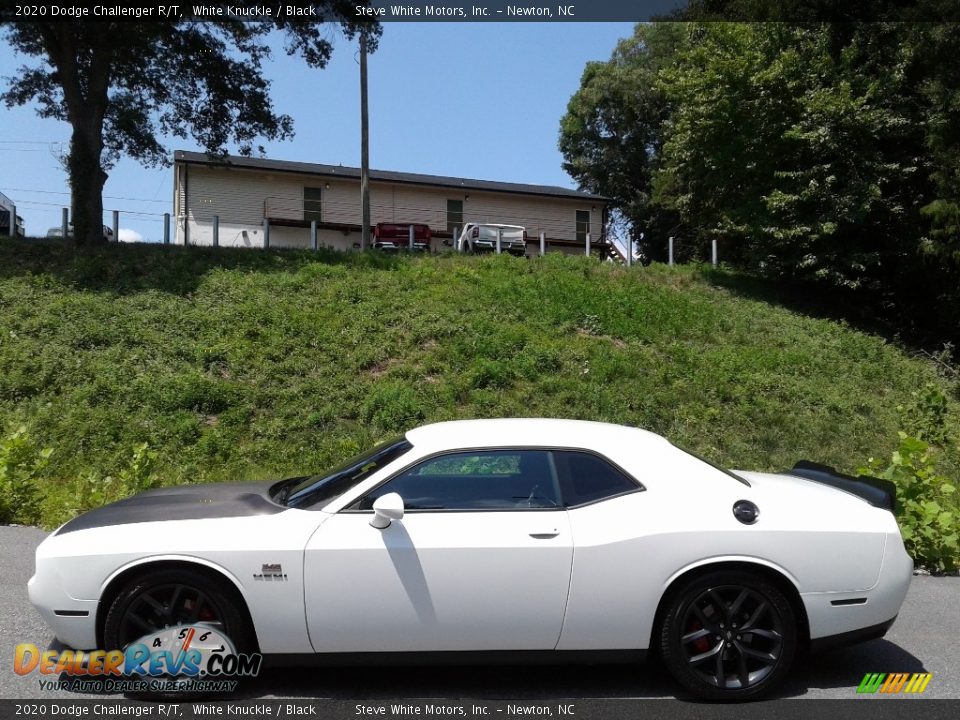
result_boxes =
[1,239,958,546]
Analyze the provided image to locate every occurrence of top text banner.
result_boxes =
[2,1,683,23]
[4,1,957,23]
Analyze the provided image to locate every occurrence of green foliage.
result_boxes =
[558,23,687,244]
[0,426,50,525]
[562,20,960,343]
[361,381,427,434]
[899,382,952,446]
[655,23,929,286]
[60,443,159,527]
[860,433,960,573]
[1,240,958,530]
[419,454,520,476]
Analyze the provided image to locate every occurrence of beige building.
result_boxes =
[173,151,611,255]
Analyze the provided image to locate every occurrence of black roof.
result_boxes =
[174,150,607,203]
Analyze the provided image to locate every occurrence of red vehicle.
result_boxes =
[373,223,432,252]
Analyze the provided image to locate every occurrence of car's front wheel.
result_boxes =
[102,568,254,652]
[659,570,798,700]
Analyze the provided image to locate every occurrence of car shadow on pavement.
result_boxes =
[775,639,928,698]
[36,635,926,702]
[229,639,927,701]
[234,661,675,700]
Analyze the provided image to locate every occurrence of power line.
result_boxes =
[12,200,166,217]
[2,187,171,204]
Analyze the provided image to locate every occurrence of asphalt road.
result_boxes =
[2,524,957,701]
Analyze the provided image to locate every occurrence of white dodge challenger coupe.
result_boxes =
[29,419,913,700]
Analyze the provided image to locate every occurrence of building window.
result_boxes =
[447,199,464,232]
[576,210,591,243]
[304,187,323,223]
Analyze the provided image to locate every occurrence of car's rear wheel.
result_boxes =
[659,570,797,700]
[103,568,254,652]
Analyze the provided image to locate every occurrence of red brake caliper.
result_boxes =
[687,619,711,654]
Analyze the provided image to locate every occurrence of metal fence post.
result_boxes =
[668,236,674,266]
[409,223,414,251]
[585,232,591,257]
[9,202,15,237]
[626,238,632,267]
[263,218,270,249]
[711,238,718,266]
[112,210,119,243]
[496,227,502,254]
[163,213,170,244]
[311,220,318,251]
[212,215,219,247]
[539,231,545,256]
[61,208,69,241]
[452,225,460,252]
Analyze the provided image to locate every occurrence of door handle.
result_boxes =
[529,530,560,539]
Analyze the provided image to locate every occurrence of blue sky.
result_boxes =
[0,22,634,241]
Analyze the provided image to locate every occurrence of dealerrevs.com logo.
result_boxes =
[14,624,261,693]
[857,672,933,695]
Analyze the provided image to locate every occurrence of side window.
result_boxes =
[304,187,323,223]
[359,450,559,511]
[446,199,464,232]
[575,210,591,243]
[554,451,640,507]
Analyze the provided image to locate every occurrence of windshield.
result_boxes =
[279,437,413,509]
[671,442,752,488]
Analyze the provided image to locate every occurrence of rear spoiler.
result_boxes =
[784,461,897,512]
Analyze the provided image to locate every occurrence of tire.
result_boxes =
[659,570,797,701]
[103,568,255,653]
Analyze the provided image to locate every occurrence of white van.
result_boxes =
[455,223,527,255]
[46,223,115,242]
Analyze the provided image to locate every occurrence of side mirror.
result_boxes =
[370,493,404,529]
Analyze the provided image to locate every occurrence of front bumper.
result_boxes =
[28,565,99,650]
[473,240,526,253]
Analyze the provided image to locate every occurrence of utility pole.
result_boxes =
[359,31,370,251]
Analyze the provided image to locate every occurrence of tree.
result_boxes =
[1,3,379,246]
[655,22,937,288]
[916,22,960,264]
[561,14,960,345]
[558,23,687,252]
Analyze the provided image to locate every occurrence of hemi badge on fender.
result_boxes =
[253,563,287,581]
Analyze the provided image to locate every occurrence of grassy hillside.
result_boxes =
[1,238,957,528]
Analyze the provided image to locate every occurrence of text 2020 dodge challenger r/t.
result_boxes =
[29,419,913,700]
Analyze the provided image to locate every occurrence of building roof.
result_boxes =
[174,151,608,203]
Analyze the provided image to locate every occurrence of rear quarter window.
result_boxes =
[554,450,642,507]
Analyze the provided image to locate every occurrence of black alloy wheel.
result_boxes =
[103,568,253,652]
[660,570,797,700]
